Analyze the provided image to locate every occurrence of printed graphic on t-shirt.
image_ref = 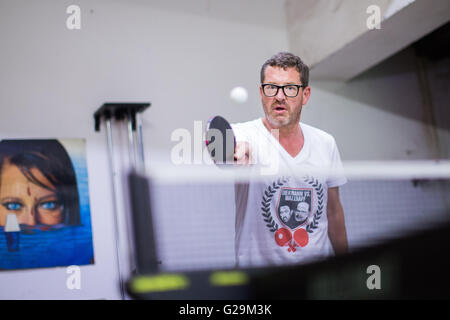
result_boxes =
[277,187,312,229]
[261,176,325,253]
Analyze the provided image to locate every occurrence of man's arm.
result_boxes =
[327,186,348,255]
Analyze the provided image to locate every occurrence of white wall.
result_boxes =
[0,0,288,299]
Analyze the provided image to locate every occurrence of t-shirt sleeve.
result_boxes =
[231,123,251,143]
[327,138,347,188]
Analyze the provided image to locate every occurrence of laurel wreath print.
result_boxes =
[260,175,324,234]
[304,176,324,233]
[260,177,289,232]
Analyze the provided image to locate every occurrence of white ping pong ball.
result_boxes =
[230,86,248,104]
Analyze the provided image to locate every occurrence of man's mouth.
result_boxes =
[273,105,287,112]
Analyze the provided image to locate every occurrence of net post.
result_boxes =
[93,102,151,299]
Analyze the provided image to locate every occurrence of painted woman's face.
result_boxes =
[0,161,63,227]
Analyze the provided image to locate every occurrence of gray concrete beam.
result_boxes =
[287,0,450,81]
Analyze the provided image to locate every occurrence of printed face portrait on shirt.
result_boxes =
[279,205,292,222]
[294,202,309,222]
[277,187,312,229]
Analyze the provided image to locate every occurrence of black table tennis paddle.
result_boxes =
[205,115,236,166]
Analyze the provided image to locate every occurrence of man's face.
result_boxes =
[294,202,309,222]
[279,205,291,222]
[260,66,310,129]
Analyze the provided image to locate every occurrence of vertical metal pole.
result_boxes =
[105,117,126,300]
[127,111,137,170]
[125,111,139,274]
[135,112,146,173]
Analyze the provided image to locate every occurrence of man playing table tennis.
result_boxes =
[232,52,348,267]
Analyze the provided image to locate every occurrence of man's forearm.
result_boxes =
[327,187,348,255]
[328,207,348,255]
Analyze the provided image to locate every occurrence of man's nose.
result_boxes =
[17,208,36,226]
[275,87,286,100]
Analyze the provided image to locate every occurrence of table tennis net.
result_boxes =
[128,161,450,273]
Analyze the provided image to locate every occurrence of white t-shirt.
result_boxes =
[231,118,347,268]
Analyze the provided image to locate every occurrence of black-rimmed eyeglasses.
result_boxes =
[261,83,306,97]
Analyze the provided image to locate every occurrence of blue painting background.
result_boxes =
[0,140,94,270]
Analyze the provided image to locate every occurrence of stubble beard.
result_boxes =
[265,103,302,130]
[266,113,289,129]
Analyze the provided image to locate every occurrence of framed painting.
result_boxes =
[0,139,94,270]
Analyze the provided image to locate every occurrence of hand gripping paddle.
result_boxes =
[205,115,236,166]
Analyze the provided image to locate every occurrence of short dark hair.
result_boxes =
[0,139,81,225]
[260,52,309,86]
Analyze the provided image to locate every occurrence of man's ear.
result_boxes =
[302,86,311,105]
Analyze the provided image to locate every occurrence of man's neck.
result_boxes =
[261,117,305,158]
[262,117,302,139]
